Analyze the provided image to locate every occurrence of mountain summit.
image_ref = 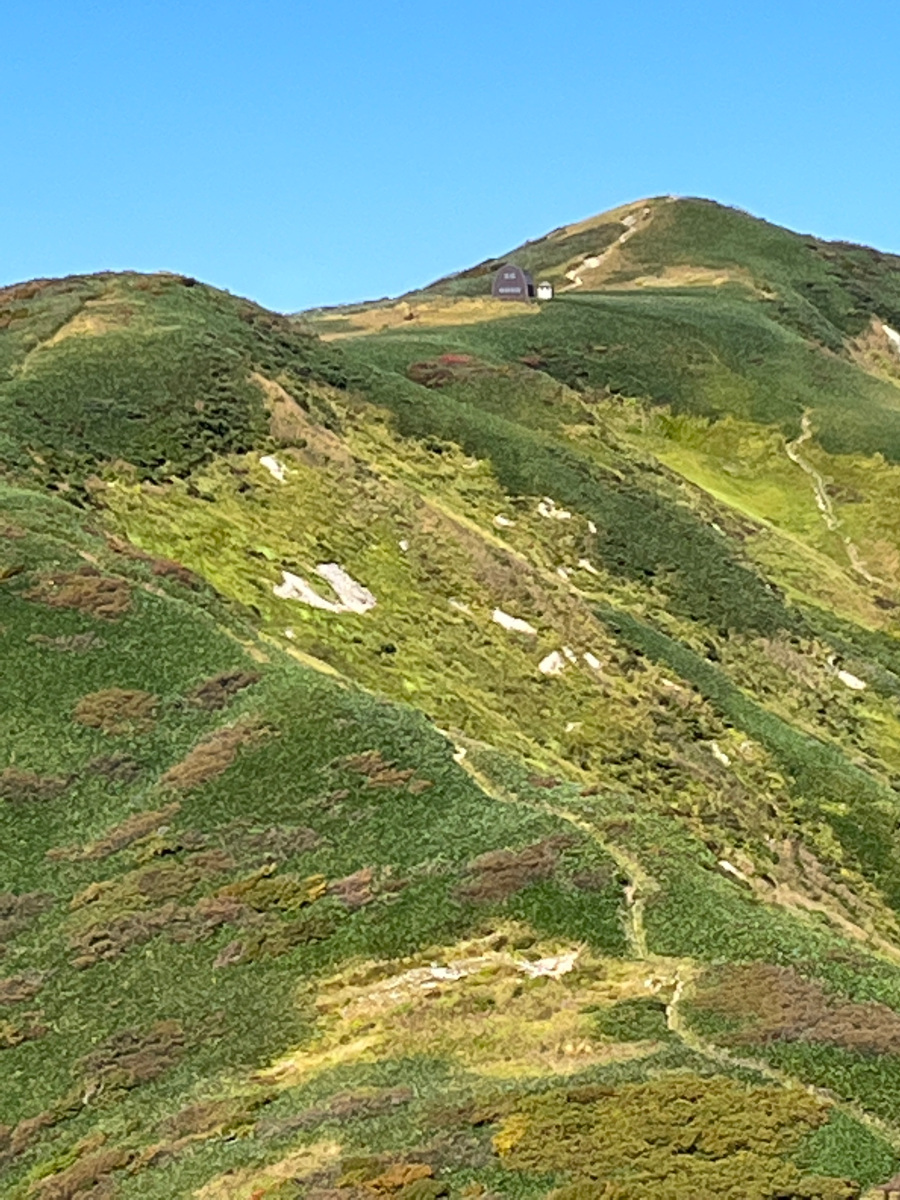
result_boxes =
[4,199,900,1198]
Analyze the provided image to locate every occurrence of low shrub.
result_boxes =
[160,716,271,789]
[0,768,70,803]
[24,567,132,619]
[72,688,158,735]
[456,836,575,903]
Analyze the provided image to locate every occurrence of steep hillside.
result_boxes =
[5,201,900,1198]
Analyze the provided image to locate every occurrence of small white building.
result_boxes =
[536,281,554,301]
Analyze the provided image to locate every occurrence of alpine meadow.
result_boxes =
[8,195,900,1198]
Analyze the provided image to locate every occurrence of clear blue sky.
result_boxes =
[3,1,899,311]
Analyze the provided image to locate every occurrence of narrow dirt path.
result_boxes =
[449,743,654,960]
[785,410,886,586]
[785,411,840,531]
[542,801,654,960]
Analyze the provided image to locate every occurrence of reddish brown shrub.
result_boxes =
[8,1108,60,1158]
[528,774,563,790]
[340,750,415,788]
[160,717,270,790]
[164,1095,262,1138]
[328,868,375,910]
[69,894,249,968]
[407,355,488,388]
[0,892,53,944]
[0,1011,47,1049]
[692,962,900,1054]
[235,823,321,859]
[48,802,181,862]
[25,567,132,619]
[359,1161,435,1191]
[78,1019,185,1091]
[104,533,153,561]
[187,669,261,711]
[73,688,158,735]
[151,557,200,587]
[0,280,46,302]
[0,969,46,1005]
[217,868,326,912]
[212,908,338,966]
[337,750,432,794]
[27,632,106,652]
[456,836,576,903]
[257,1088,412,1139]
[132,850,234,901]
[86,752,141,783]
[407,777,434,795]
[0,768,70,803]
[32,1145,134,1199]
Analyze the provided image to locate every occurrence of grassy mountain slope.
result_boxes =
[4,199,900,1197]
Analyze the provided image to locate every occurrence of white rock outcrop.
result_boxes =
[259,455,287,483]
[492,608,537,635]
[837,668,867,691]
[274,563,376,615]
[539,650,567,676]
[537,497,572,520]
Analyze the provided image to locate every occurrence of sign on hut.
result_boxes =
[492,264,535,300]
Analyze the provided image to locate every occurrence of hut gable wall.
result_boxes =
[492,264,534,300]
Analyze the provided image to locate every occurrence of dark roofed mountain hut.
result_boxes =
[492,264,535,300]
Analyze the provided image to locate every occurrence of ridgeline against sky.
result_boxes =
[2,1,899,310]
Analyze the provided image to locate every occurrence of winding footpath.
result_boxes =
[786,411,886,587]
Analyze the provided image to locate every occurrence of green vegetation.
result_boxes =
[5,197,900,1195]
